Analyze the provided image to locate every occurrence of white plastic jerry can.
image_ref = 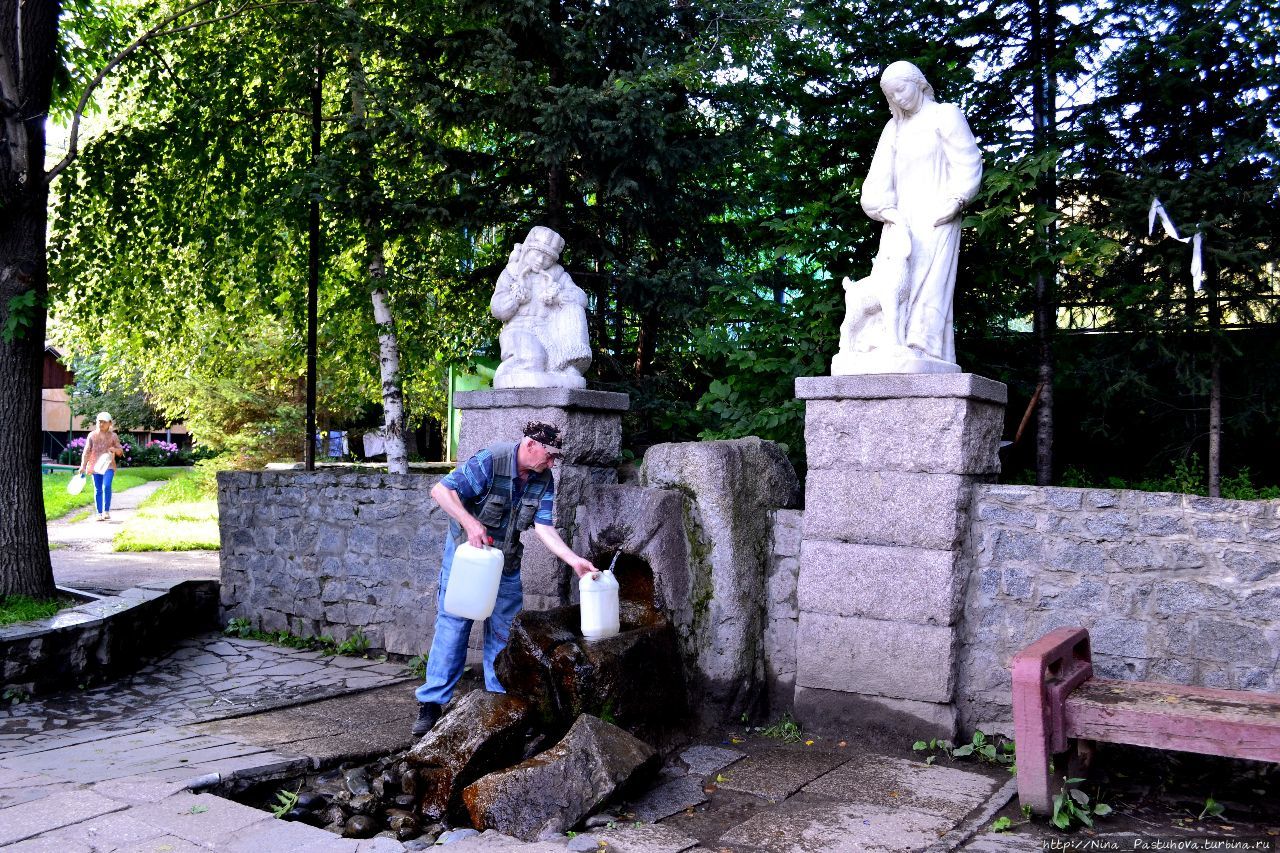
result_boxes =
[442,542,504,620]
[580,569,620,640]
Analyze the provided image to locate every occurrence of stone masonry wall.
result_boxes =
[959,484,1280,732]
[218,470,450,657]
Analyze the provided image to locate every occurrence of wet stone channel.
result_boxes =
[222,562,695,844]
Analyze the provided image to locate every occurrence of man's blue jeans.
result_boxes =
[92,469,115,514]
[415,535,523,705]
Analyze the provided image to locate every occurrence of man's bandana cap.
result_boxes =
[524,421,563,448]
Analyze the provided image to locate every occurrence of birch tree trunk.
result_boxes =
[0,0,58,597]
[346,32,407,474]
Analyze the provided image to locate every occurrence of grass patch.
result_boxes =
[42,466,185,521]
[113,469,220,551]
[0,594,75,627]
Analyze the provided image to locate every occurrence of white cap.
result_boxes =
[96,411,113,423]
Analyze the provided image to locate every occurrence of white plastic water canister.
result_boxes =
[580,570,620,640]
[442,543,504,620]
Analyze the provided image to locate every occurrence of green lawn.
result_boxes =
[42,467,185,521]
[112,470,220,552]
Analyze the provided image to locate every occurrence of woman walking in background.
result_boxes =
[79,412,124,521]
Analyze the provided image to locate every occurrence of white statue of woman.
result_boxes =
[491,226,592,389]
[832,61,983,375]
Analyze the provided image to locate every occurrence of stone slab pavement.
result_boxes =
[48,479,220,595]
[0,625,1043,853]
[0,630,418,851]
[0,624,1023,853]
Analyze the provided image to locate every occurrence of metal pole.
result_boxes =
[305,51,323,471]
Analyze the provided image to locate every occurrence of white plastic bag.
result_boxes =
[66,473,87,495]
[93,452,113,475]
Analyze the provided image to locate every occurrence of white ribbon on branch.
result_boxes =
[1148,198,1204,292]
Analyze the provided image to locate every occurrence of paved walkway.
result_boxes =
[48,481,220,594]
[0,627,1026,852]
[0,633,415,851]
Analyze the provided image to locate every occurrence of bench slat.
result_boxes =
[1065,678,1280,762]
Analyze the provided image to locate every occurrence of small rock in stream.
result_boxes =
[436,828,480,844]
[341,814,378,839]
[295,791,328,811]
[344,767,371,797]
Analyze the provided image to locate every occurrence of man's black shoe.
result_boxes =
[411,702,441,737]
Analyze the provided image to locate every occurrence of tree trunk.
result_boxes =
[0,0,59,598]
[1030,0,1058,486]
[305,53,323,471]
[1207,265,1221,497]
[346,40,408,474]
[371,276,408,474]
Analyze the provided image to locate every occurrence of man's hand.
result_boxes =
[431,480,490,548]
[567,555,598,579]
[463,519,489,548]
[534,523,599,579]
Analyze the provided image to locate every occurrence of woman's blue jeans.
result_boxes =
[415,535,523,706]
[92,469,115,514]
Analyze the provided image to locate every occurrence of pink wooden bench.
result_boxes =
[1011,626,1280,813]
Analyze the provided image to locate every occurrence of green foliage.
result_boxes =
[1056,456,1279,500]
[989,816,1013,832]
[224,617,254,638]
[3,686,31,706]
[336,630,370,656]
[1050,778,1112,831]
[405,653,429,679]
[912,737,953,765]
[66,355,166,433]
[222,620,373,658]
[951,730,1015,767]
[271,787,300,819]
[2,290,39,342]
[40,0,1280,483]
[0,595,74,627]
[1199,796,1225,821]
[759,713,803,744]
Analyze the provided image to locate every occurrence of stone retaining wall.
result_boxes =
[217,470,450,657]
[959,484,1280,731]
[1,579,218,697]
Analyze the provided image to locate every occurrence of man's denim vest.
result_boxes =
[449,442,551,574]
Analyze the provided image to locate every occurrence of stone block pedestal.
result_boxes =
[456,388,629,609]
[793,373,1006,737]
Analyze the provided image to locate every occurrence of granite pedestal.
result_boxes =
[793,374,1006,737]
[455,388,629,610]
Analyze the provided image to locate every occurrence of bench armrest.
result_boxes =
[1013,627,1094,754]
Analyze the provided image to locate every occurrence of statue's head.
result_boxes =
[522,226,564,270]
[880,61,935,120]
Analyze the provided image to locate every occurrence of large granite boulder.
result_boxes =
[404,690,536,822]
[493,602,689,748]
[639,437,800,722]
[575,485,692,619]
[462,714,658,840]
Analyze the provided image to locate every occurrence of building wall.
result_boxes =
[959,484,1280,732]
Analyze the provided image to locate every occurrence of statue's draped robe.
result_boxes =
[861,101,983,363]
